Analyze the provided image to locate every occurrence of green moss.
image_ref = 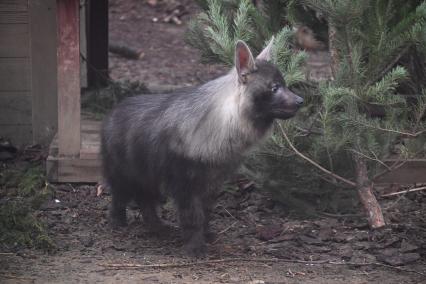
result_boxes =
[0,165,55,251]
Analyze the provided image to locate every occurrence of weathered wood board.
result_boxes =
[0,93,32,125]
[47,118,101,183]
[0,124,33,145]
[30,0,58,144]
[0,24,29,57]
[0,58,30,91]
[0,0,32,145]
[0,0,29,12]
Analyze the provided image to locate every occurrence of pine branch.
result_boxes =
[277,122,356,187]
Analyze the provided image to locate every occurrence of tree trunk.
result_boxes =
[353,155,386,229]
[328,23,338,80]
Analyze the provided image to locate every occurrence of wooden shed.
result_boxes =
[1,0,107,183]
[0,0,57,146]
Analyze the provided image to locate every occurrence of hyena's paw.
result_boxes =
[204,231,217,243]
[109,211,127,228]
[184,241,207,258]
[147,221,175,235]
[183,230,207,257]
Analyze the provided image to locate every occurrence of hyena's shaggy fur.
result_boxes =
[101,39,303,256]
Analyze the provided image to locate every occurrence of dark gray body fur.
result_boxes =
[101,40,303,256]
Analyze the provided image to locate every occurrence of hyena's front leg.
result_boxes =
[176,194,206,257]
[202,191,217,243]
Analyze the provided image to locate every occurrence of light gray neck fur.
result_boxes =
[168,69,270,163]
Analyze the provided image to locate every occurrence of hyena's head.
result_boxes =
[235,38,303,121]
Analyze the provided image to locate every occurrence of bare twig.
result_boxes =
[98,258,425,276]
[349,149,391,171]
[98,258,330,270]
[223,208,237,220]
[277,123,356,187]
[320,212,363,218]
[381,186,426,197]
[0,273,35,281]
[217,221,237,235]
[357,121,426,138]
[109,43,144,60]
[212,221,238,244]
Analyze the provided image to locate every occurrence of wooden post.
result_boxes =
[57,0,80,157]
[86,0,108,87]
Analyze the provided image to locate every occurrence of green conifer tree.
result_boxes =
[187,0,426,228]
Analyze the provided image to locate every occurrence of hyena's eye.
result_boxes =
[271,83,281,93]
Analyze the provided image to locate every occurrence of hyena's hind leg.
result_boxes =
[109,190,130,228]
[106,178,133,228]
[135,190,169,233]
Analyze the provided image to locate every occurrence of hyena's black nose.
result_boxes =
[295,96,304,106]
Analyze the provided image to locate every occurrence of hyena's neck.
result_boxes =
[174,70,272,164]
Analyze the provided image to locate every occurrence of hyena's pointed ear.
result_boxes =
[256,36,275,61]
[235,40,256,84]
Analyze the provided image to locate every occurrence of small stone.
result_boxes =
[299,235,322,245]
[339,244,353,260]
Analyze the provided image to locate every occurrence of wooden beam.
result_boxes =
[30,0,58,145]
[57,0,80,157]
[86,0,108,87]
[46,117,102,183]
[80,1,88,88]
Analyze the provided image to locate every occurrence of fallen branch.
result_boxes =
[277,123,356,187]
[212,221,238,244]
[109,43,144,60]
[381,186,426,197]
[98,258,425,276]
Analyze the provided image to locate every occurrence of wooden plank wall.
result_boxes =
[30,0,58,145]
[0,0,32,145]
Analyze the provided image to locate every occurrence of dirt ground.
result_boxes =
[1,0,425,283]
[1,158,425,283]
[108,0,226,89]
